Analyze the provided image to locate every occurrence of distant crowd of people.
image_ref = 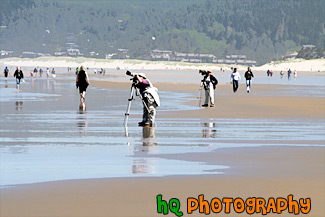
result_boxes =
[268,68,298,80]
[30,67,56,78]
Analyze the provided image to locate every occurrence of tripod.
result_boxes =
[198,80,212,106]
[124,83,150,126]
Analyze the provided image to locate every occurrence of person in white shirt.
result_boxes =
[201,71,218,107]
[230,68,241,92]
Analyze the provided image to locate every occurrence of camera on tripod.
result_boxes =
[126,70,138,83]
[199,70,209,76]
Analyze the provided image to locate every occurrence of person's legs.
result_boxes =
[203,89,209,106]
[145,94,156,124]
[141,99,149,123]
[246,80,250,92]
[209,85,214,105]
[236,80,239,92]
[140,94,156,126]
[82,91,86,100]
[16,78,20,89]
[79,88,86,102]
[233,80,238,92]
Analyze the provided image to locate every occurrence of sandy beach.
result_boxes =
[1,56,325,72]
[0,58,324,217]
[1,146,324,217]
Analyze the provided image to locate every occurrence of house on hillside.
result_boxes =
[0,50,13,57]
[67,48,82,57]
[150,49,172,61]
[302,45,316,50]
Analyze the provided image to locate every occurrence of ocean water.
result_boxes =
[0,78,324,186]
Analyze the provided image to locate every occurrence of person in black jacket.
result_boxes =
[244,67,254,93]
[14,67,24,89]
[3,67,9,81]
[201,71,218,107]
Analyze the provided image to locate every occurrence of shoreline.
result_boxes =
[1,56,324,73]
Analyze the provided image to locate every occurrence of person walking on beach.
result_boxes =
[201,71,218,107]
[3,67,9,81]
[33,67,38,76]
[51,68,56,78]
[280,71,284,79]
[76,66,90,102]
[244,67,254,93]
[39,68,43,78]
[294,70,298,80]
[135,73,160,127]
[288,69,292,80]
[230,68,241,93]
[14,67,24,89]
[46,68,50,77]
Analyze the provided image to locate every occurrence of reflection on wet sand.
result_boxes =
[77,103,88,136]
[132,126,157,175]
[79,102,86,112]
[132,158,155,175]
[15,101,23,111]
[46,79,56,91]
[142,126,156,146]
[200,122,217,138]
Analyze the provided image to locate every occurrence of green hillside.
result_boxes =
[0,0,324,64]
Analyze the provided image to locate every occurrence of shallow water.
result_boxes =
[0,78,324,186]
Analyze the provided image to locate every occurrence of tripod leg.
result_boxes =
[198,86,202,107]
[124,86,135,126]
[136,88,151,115]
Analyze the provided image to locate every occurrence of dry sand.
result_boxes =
[1,57,324,72]
[1,64,324,216]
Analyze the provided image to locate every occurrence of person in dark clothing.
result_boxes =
[201,71,218,107]
[33,68,38,76]
[288,69,292,80]
[76,66,90,102]
[244,67,254,93]
[14,67,24,89]
[3,67,9,81]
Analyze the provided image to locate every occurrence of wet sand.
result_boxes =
[89,80,325,119]
[1,75,324,216]
[1,146,324,216]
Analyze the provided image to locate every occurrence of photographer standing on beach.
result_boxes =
[230,68,241,93]
[200,70,218,107]
[135,73,160,127]
[244,67,254,93]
